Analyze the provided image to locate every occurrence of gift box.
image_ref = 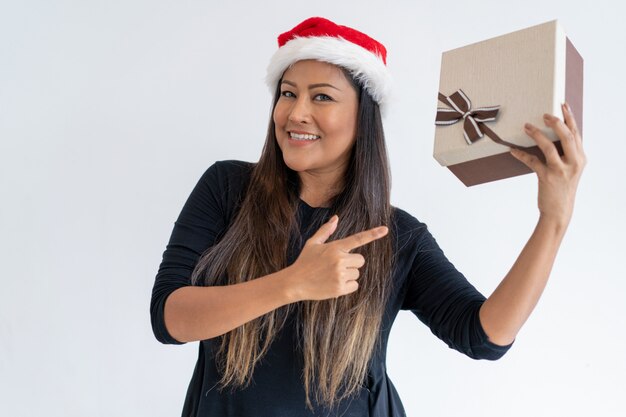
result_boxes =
[433,20,583,187]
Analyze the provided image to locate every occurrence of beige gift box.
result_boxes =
[433,20,583,186]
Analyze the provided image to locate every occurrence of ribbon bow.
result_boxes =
[435,90,500,145]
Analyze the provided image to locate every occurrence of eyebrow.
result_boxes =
[281,79,341,91]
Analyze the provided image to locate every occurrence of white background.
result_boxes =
[1,1,625,416]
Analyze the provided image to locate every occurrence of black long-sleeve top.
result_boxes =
[150,160,513,417]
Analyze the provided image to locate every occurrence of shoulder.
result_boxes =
[199,159,256,195]
[198,159,256,219]
[390,206,428,243]
[202,159,256,183]
[388,205,445,259]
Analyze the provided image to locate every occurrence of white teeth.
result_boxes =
[289,132,320,141]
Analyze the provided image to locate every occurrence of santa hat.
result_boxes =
[265,17,392,116]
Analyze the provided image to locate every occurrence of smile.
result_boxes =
[289,132,320,141]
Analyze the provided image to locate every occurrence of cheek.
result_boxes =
[272,104,281,126]
[272,108,280,126]
[272,103,286,126]
[327,109,357,137]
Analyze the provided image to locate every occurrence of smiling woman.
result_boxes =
[150,15,585,417]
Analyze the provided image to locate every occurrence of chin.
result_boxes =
[282,157,311,173]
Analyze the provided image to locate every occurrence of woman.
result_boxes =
[150,17,586,417]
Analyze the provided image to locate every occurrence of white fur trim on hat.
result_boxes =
[265,36,392,116]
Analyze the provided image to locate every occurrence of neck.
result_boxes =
[298,171,344,208]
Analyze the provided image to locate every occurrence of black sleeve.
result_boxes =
[150,162,228,345]
[401,226,513,360]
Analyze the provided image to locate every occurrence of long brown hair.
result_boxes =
[191,66,396,410]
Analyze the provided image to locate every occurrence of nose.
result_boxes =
[287,96,312,124]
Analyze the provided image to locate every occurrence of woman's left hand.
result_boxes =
[480,103,586,345]
[510,102,587,228]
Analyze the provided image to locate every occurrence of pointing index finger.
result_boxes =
[335,226,388,252]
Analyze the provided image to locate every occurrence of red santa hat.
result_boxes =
[265,17,392,116]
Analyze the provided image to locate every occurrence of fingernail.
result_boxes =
[377,226,388,236]
[329,215,337,223]
[565,102,571,112]
[524,123,532,131]
[543,113,552,120]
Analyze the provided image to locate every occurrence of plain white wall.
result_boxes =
[1,0,624,416]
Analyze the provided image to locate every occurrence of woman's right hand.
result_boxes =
[285,215,389,302]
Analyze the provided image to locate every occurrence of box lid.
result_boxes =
[434,20,567,167]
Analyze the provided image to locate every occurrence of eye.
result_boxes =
[280,90,295,98]
[314,93,333,102]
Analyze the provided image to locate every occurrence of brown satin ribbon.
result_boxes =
[436,90,525,150]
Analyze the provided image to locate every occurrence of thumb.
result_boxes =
[308,214,339,245]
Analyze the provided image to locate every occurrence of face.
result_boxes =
[273,60,359,186]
